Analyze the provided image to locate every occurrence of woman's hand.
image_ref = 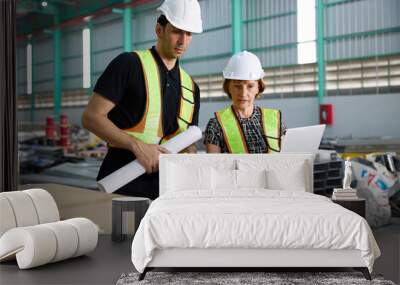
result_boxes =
[206,144,221,153]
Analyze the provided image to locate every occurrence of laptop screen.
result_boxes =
[280,124,326,153]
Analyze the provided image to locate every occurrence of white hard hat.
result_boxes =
[223,50,265,80]
[157,0,203,33]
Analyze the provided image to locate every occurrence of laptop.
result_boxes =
[280,124,326,153]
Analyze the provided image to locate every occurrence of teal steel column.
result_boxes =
[316,0,326,104]
[53,13,62,122]
[123,0,132,52]
[231,0,242,54]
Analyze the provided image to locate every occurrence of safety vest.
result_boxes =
[215,106,281,153]
[122,49,195,145]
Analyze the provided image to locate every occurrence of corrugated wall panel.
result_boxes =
[34,62,53,92]
[62,57,82,78]
[17,66,27,95]
[243,0,297,68]
[200,0,231,29]
[92,48,124,85]
[133,41,156,51]
[92,20,122,52]
[258,47,297,68]
[17,0,299,92]
[244,16,296,48]
[16,0,400,99]
[34,37,53,60]
[92,17,124,84]
[62,29,83,90]
[62,77,83,90]
[325,0,400,61]
[35,81,53,93]
[184,29,231,58]
[243,0,297,17]
[132,8,158,50]
[62,57,83,90]
[92,20,123,52]
[327,33,400,60]
[182,0,232,75]
[62,29,82,56]
[182,56,231,77]
[33,37,53,93]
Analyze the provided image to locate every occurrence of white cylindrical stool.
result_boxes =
[111,197,150,242]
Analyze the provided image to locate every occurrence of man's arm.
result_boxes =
[81,92,168,173]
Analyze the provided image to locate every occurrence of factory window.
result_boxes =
[297,0,316,64]
[196,54,400,99]
[26,43,32,95]
[82,27,91,89]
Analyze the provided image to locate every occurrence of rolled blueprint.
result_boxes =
[97,126,202,193]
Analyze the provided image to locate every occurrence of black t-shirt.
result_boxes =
[93,46,200,199]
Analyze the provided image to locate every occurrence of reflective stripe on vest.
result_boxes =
[161,68,195,143]
[122,49,195,145]
[215,106,281,153]
[124,50,162,144]
[260,108,281,153]
[215,106,248,153]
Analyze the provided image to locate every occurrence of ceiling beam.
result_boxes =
[48,0,75,6]
[17,0,59,15]
[17,0,158,39]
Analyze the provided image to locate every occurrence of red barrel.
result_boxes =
[59,136,69,147]
[60,114,68,125]
[60,126,69,135]
[45,116,55,140]
[59,114,70,147]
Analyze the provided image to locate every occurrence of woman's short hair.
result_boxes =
[223,79,266,99]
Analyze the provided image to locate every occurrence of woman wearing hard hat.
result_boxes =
[204,51,286,153]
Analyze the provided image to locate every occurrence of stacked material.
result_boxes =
[332,188,358,200]
[0,189,98,269]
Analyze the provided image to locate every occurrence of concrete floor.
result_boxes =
[372,220,400,284]
[1,224,399,285]
[0,235,133,285]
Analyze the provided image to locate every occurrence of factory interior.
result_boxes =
[0,0,399,284]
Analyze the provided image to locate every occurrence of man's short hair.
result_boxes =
[157,15,169,27]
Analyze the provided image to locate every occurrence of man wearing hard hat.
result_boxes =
[82,0,203,199]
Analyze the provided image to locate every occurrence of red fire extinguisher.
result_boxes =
[320,104,333,125]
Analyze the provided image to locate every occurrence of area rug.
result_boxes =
[116,271,396,285]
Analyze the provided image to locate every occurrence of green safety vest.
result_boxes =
[215,106,281,153]
[123,49,195,144]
